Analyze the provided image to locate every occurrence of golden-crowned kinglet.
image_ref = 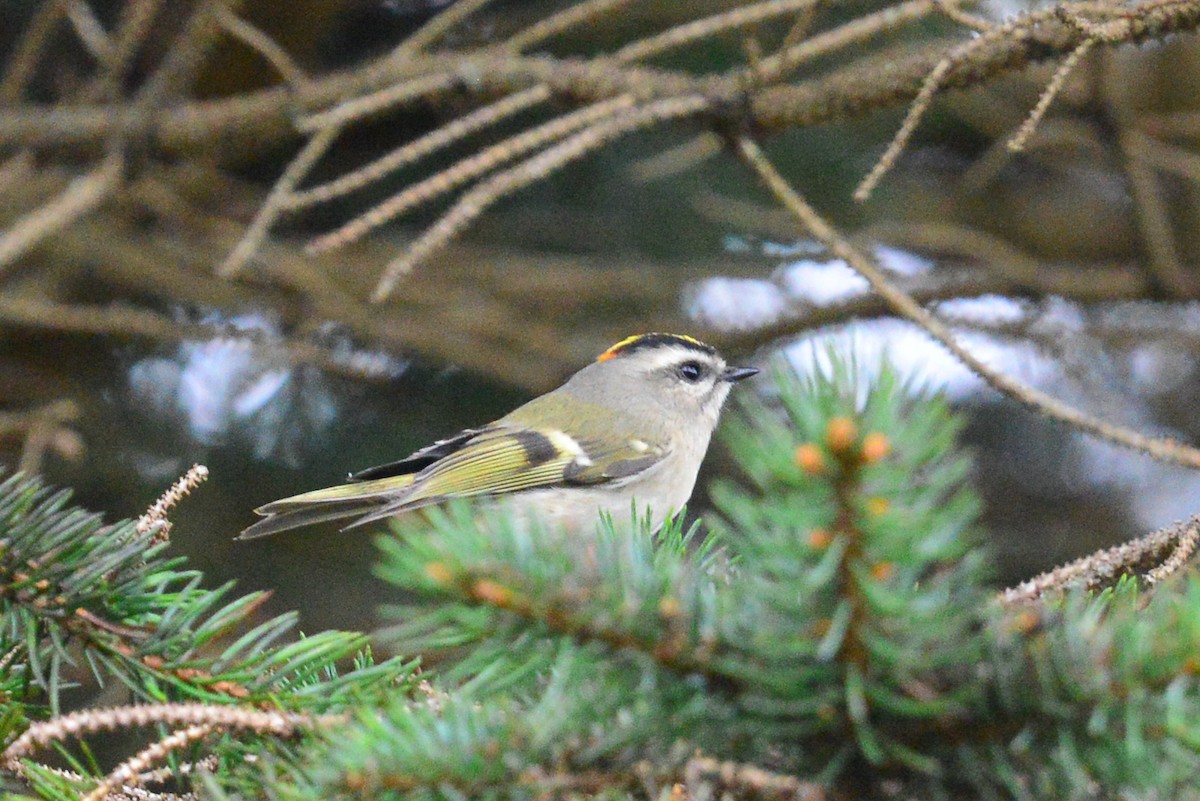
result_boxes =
[238,333,757,540]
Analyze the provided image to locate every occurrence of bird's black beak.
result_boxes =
[721,366,759,382]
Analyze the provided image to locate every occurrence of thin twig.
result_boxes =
[297,72,456,132]
[1007,40,1095,152]
[502,0,634,52]
[294,0,828,217]
[391,0,499,58]
[219,125,340,277]
[612,0,821,63]
[629,132,723,183]
[853,57,950,201]
[853,4,1069,200]
[307,94,639,255]
[79,725,214,801]
[0,0,68,103]
[136,464,210,543]
[133,0,244,108]
[63,0,113,61]
[369,95,708,299]
[780,1,820,50]
[2,702,336,767]
[736,135,1200,469]
[86,0,164,101]
[287,86,551,209]
[213,8,308,89]
[1000,513,1200,604]
[748,0,937,82]
[934,0,995,31]
[1120,130,1200,297]
[0,154,122,271]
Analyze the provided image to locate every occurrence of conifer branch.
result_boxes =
[736,134,1200,470]
[421,562,739,692]
[78,724,215,801]
[1000,513,1200,605]
[3,702,332,767]
[136,463,209,543]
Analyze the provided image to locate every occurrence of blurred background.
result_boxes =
[1,0,1198,635]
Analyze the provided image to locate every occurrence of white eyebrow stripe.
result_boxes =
[636,345,723,373]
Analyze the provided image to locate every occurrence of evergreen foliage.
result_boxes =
[3,357,1200,800]
[0,472,414,799]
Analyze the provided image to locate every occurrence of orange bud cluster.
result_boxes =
[794,443,826,474]
[1007,608,1041,634]
[472,578,515,608]
[795,419,891,478]
[865,497,890,517]
[424,562,453,585]
[825,417,858,453]
[807,528,832,550]
[870,562,895,582]
[861,432,891,463]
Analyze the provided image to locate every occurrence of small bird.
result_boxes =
[238,334,757,540]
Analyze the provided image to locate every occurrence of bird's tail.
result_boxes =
[237,474,418,540]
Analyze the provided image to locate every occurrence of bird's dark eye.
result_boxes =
[677,361,703,382]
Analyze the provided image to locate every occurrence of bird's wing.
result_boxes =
[332,425,670,531]
[239,417,672,539]
[345,428,484,481]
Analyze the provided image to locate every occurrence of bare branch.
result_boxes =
[213,8,307,89]
[612,0,821,63]
[219,125,340,277]
[392,0,499,58]
[371,95,708,300]
[307,94,638,255]
[136,464,210,544]
[1000,514,1200,604]
[1006,40,1095,152]
[0,153,121,270]
[86,0,164,101]
[504,0,635,52]
[287,86,551,210]
[63,0,112,61]
[1120,129,1200,296]
[79,725,214,801]
[0,0,67,103]
[2,702,337,768]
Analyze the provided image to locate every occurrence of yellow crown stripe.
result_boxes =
[597,333,707,362]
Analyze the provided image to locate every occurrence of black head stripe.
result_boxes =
[598,333,716,362]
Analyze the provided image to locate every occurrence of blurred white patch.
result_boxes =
[937,295,1026,324]
[686,278,789,329]
[777,260,868,305]
[778,320,1057,401]
[126,310,407,467]
[875,244,932,276]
